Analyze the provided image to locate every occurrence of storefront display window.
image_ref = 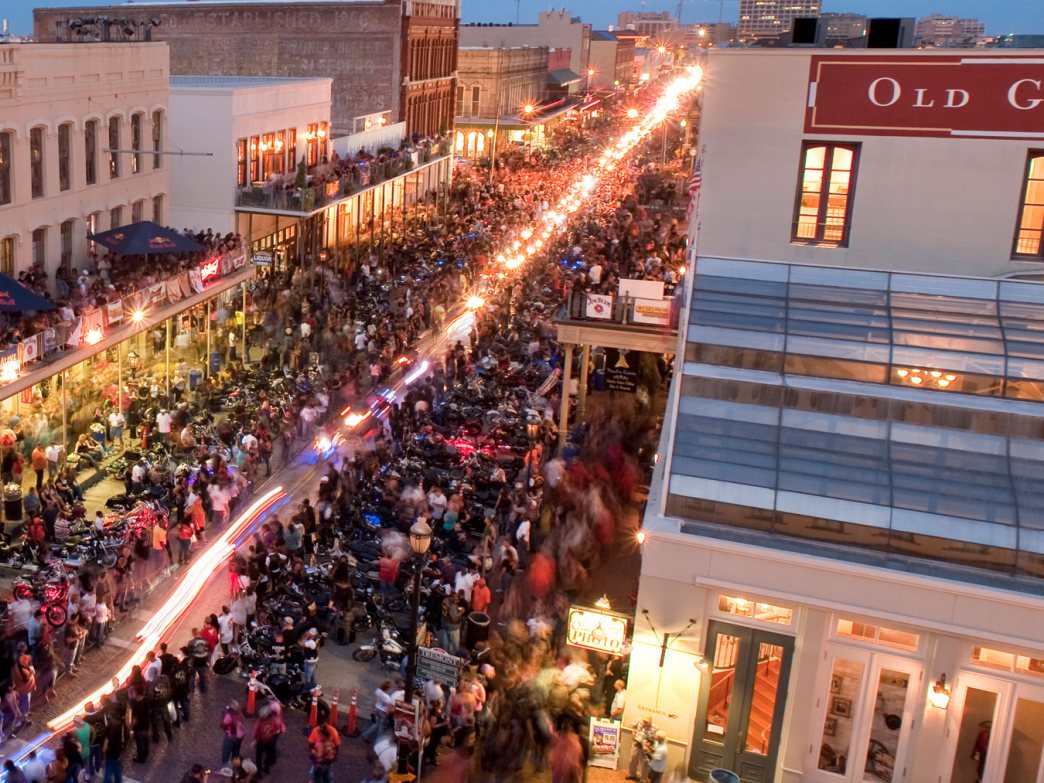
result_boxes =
[864,669,910,783]
[1003,697,1044,782]
[950,687,998,783]
[818,658,864,775]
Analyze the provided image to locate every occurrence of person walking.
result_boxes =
[30,444,46,490]
[219,702,246,768]
[252,698,286,776]
[626,717,656,781]
[307,714,341,783]
[102,718,129,783]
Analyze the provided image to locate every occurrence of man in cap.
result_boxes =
[627,716,656,781]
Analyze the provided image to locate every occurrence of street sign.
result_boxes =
[416,646,465,687]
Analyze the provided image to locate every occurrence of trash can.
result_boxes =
[465,611,490,649]
[188,368,203,391]
[4,484,23,523]
[709,770,740,783]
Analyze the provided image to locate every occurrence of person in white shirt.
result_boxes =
[108,410,126,446]
[427,486,448,521]
[155,410,173,442]
[515,518,531,552]
[588,262,603,285]
[131,459,148,493]
[209,483,231,527]
[217,606,235,655]
[610,679,627,720]
[143,651,163,688]
[45,442,61,480]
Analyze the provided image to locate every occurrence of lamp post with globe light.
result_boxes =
[397,518,432,775]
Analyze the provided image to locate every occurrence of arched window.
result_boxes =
[0,131,12,205]
[108,116,121,178]
[58,123,72,191]
[151,110,163,170]
[84,120,98,185]
[30,126,45,199]
[131,112,143,174]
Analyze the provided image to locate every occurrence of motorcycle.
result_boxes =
[352,621,408,669]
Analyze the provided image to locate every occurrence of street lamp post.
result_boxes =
[399,518,433,774]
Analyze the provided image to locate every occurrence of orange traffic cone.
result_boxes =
[308,686,321,728]
[329,689,340,728]
[245,670,258,718]
[345,688,359,736]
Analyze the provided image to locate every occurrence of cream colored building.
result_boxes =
[0,42,170,281]
[626,49,1044,783]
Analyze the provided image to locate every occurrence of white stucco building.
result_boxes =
[627,49,1044,783]
[167,75,333,233]
[0,41,170,280]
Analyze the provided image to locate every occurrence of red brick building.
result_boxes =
[401,0,459,137]
[34,0,459,139]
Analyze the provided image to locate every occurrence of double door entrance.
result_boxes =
[947,673,1044,783]
[690,621,795,783]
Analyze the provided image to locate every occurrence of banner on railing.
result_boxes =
[19,334,40,365]
[585,294,614,320]
[106,301,124,325]
[631,298,672,326]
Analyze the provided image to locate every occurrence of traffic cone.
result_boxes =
[245,670,258,718]
[345,688,359,736]
[329,689,340,728]
[308,686,321,728]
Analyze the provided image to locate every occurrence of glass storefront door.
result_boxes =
[810,650,921,783]
[691,621,795,783]
[948,674,1044,783]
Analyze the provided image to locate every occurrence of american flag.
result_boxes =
[686,161,702,221]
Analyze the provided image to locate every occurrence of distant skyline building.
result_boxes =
[914,13,986,47]
[616,10,677,37]
[738,0,822,39]
[818,11,868,43]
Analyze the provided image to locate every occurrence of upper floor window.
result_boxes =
[1014,152,1044,259]
[0,236,13,276]
[60,219,74,271]
[132,199,144,223]
[306,124,319,167]
[131,113,143,174]
[0,131,11,206]
[471,86,481,116]
[249,136,260,183]
[30,126,45,199]
[58,123,72,192]
[108,116,121,179]
[792,141,858,247]
[236,139,248,187]
[286,128,296,172]
[152,194,163,224]
[260,133,275,181]
[274,131,286,174]
[85,120,98,186]
[31,227,46,267]
[151,110,163,170]
[110,205,123,230]
[455,86,465,116]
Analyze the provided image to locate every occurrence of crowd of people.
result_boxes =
[0,79,693,783]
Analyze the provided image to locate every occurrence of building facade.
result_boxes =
[167,75,333,233]
[625,47,1044,783]
[34,0,460,139]
[0,41,170,280]
[617,11,677,37]
[914,14,987,47]
[589,31,635,90]
[460,10,591,83]
[737,0,821,40]
[401,0,459,136]
[818,12,868,44]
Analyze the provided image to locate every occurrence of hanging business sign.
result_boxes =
[805,54,1044,140]
[567,606,630,655]
[585,294,614,320]
[632,298,672,326]
[603,348,640,393]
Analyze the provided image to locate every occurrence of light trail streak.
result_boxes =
[13,487,287,761]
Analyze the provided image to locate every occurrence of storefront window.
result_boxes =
[1003,697,1044,782]
[950,688,998,783]
[744,642,784,755]
[863,669,909,783]
[704,632,741,742]
[818,658,864,775]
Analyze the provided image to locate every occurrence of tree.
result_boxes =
[294,155,307,190]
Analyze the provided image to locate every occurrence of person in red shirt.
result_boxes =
[200,615,219,658]
[471,578,492,614]
[378,553,399,606]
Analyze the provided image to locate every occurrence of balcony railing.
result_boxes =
[235,139,452,213]
[561,290,681,330]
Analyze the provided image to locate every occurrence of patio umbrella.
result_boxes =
[0,274,56,312]
[88,220,204,255]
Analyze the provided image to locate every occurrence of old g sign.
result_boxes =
[805,54,1044,140]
